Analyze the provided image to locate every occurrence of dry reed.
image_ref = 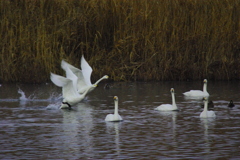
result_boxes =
[0,0,240,83]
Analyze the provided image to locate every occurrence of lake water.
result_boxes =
[0,81,240,159]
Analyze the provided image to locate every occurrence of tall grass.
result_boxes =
[0,0,239,83]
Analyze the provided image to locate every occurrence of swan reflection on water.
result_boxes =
[61,103,94,155]
[106,121,122,156]
[200,118,216,155]
[157,111,178,147]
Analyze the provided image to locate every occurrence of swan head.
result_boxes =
[202,97,208,102]
[103,75,109,79]
[170,88,174,93]
[114,96,118,101]
[203,79,207,83]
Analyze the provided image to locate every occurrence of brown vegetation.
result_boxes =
[0,0,240,83]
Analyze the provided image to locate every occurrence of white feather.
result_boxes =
[81,55,93,86]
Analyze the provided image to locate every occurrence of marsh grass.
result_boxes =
[0,0,240,83]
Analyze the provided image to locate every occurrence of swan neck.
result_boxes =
[171,92,177,109]
[94,76,105,85]
[114,100,119,117]
[203,83,207,92]
[82,86,92,96]
[203,100,208,113]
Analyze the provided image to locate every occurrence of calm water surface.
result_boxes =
[0,81,240,159]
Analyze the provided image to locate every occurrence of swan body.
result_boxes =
[200,97,216,118]
[105,96,123,122]
[183,79,209,97]
[50,70,97,109]
[155,88,179,111]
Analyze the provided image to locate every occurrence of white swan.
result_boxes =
[105,96,123,122]
[155,88,179,111]
[61,55,108,94]
[183,79,209,97]
[50,69,97,109]
[200,97,216,118]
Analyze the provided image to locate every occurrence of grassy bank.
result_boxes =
[0,0,240,83]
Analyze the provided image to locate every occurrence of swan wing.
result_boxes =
[50,73,69,87]
[200,111,216,118]
[81,55,93,86]
[61,60,90,92]
[62,78,80,100]
[117,114,123,121]
[207,111,216,117]
[105,114,114,121]
[155,104,174,111]
[105,114,122,121]
[183,90,204,96]
[50,72,79,99]
[64,67,78,90]
[61,60,79,88]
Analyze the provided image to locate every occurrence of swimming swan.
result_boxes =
[183,79,209,97]
[200,97,216,118]
[155,88,179,111]
[105,96,123,122]
[50,70,97,109]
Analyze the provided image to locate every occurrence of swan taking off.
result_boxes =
[105,96,123,122]
[183,79,209,98]
[50,70,97,109]
[155,88,179,111]
[61,55,108,94]
[200,97,216,118]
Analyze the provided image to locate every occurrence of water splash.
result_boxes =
[47,92,62,102]
[18,88,28,101]
[46,103,61,110]
[17,87,62,102]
